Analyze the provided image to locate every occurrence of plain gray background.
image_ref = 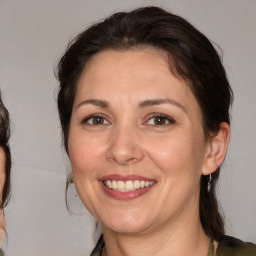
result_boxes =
[0,0,255,255]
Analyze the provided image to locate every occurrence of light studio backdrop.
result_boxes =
[0,0,255,255]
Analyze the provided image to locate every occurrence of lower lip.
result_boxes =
[99,182,156,200]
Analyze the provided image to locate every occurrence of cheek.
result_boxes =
[68,130,101,177]
[68,129,93,172]
[145,130,205,178]
[67,130,103,214]
[0,156,5,195]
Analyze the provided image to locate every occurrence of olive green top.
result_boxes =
[216,236,256,256]
[90,235,256,256]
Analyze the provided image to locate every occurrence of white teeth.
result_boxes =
[117,181,125,190]
[125,180,133,190]
[106,180,112,188]
[112,180,117,189]
[134,180,141,189]
[104,180,155,191]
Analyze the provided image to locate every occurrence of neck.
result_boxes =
[102,211,210,256]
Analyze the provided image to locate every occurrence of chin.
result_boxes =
[100,209,152,234]
[104,221,150,235]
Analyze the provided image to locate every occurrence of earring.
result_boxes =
[207,173,212,192]
[69,176,78,197]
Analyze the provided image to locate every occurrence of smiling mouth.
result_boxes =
[103,180,156,192]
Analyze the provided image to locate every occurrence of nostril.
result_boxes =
[106,144,144,165]
[107,155,143,165]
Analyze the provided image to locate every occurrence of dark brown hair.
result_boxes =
[0,92,11,209]
[57,6,233,241]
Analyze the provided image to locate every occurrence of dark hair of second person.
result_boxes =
[0,92,11,210]
[0,92,11,252]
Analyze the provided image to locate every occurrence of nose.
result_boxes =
[106,125,144,165]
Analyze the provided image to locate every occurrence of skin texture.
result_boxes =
[68,48,230,256]
[0,148,6,243]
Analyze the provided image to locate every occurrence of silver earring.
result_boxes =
[207,173,212,192]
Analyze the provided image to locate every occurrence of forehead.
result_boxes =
[82,47,171,82]
[75,48,197,109]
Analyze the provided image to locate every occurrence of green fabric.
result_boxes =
[90,235,256,256]
[208,237,215,256]
[217,236,256,256]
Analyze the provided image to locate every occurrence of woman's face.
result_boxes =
[0,148,6,242]
[68,48,213,235]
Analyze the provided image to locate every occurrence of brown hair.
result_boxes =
[57,6,233,240]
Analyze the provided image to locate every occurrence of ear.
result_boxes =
[202,122,231,175]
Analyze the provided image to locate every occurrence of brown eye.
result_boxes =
[81,115,109,125]
[154,116,168,125]
[147,114,175,126]
[92,116,105,125]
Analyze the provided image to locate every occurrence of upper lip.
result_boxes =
[98,174,156,182]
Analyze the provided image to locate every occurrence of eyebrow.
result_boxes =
[76,98,186,113]
[139,98,187,113]
[76,99,109,109]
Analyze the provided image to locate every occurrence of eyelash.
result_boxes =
[80,114,109,125]
[80,113,175,127]
[145,114,175,126]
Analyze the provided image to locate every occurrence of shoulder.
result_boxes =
[217,235,256,256]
